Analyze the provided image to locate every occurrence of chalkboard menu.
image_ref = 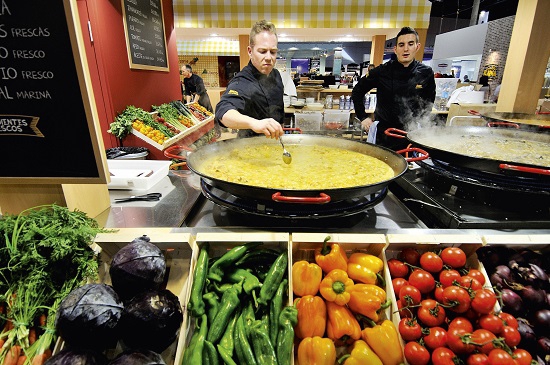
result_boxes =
[122,0,169,71]
[0,0,107,183]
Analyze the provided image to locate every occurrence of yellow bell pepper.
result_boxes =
[361,320,404,365]
[314,236,348,274]
[319,269,354,306]
[292,260,322,296]
[294,295,326,339]
[347,253,383,284]
[339,340,383,365]
[297,336,336,365]
[352,283,386,301]
[326,301,361,345]
[347,285,384,322]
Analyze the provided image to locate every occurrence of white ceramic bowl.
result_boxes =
[328,85,338,89]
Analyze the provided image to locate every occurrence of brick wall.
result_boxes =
[481,15,515,86]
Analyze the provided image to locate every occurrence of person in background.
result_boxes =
[490,83,501,103]
[215,20,284,139]
[351,26,436,150]
[463,74,470,83]
[477,75,490,103]
[181,64,213,113]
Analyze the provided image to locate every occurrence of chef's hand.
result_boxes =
[361,117,374,130]
[255,118,284,139]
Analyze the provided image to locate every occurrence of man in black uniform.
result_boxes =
[181,64,214,113]
[215,20,284,139]
[351,27,436,150]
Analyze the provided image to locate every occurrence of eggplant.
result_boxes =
[538,337,550,358]
[44,348,108,365]
[520,285,547,308]
[490,265,514,290]
[108,349,165,365]
[517,317,538,352]
[533,309,550,332]
[501,288,523,315]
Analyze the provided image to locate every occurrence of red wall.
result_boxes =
[79,0,182,160]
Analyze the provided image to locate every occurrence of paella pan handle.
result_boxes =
[487,121,520,129]
[271,192,331,204]
[384,127,408,138]
[396,147,430,162]
[164,144,194,160]
[467,109,482,116]
[499,164,550,176]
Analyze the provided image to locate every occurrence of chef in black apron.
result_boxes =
[181,64,213,113]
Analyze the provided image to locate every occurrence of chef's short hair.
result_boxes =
[184,64,193,72]
[250,20,277,47]
[396,26,419,43]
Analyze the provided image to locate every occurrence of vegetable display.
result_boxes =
[0,205,111,365]
[388,245,539,365]
[180,242,295,365]
[292,237,401,365]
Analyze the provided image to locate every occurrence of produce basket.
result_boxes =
[178,231,291,364]
[51,228,195,365]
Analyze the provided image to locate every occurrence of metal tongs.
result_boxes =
[114,193,162,203]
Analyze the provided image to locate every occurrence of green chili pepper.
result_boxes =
[269,278,287,345]
[188,244,209,318]
[276,305,298,365]
[208,242,262,282]
[217,344,238,365]
[258,251,288,306]
[209,281,234,295]
[242,300,256,337]
[226,268,262,295]
[235,248,281,267]
[203,339,220,365]
[250,319,278,365]
[181,314,208,365]
[219,311,238,354]
[203,291,220,325]
[207,283,242,343]
[235,312,257,365]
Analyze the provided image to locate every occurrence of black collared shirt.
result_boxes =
[215,61,284,138]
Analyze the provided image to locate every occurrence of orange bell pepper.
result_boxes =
[297,336,336,365]
[361,320,404,365]
[319,269,354,306]
[326,301,361,345]
[347,284,384,322]
[347,253,383,285]
[292,260,322,296]
[314,236,348,274]
[294,295,326,339]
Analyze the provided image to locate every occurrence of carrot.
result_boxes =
[0,339,5,348]
[16,355,27,365]
[2,320,14,333]
[3,345,21,365]
[37,315,46,328]
[30,351,51,365]
[27,328,36,346]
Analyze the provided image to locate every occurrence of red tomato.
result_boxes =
[434,286,445,302]
[441,285,471,313]
[501,325,521,347]
[400,247,421,266]
[448,316,474,333]
[478,314,504,335]
[388,258,409,278]
[471,329,497,354]
[487,349,517,365]
[439,269,462,287]
[458,275,483,291]
[512,349,532,365]
[471,289,497,314]
[418,299,446,327]
[404,341,431,365]
[467,353,489,365]
[447,327,475,355]
[399,317,422,341]
[432,347,458,365]
[498,312,519,329]
[467,268,486,285]
[399,284,422,306]
[397,298,415,318]
[424,326,448,350]
[440,247,467,268]
[420,251,444,273]
[392,277,409,295]
[408,269,436,294]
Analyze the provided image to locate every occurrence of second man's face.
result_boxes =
[248,31,278,75]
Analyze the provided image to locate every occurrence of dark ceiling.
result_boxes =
[429,0,519,20]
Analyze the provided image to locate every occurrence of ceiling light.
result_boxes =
[209,33,218,37]
[288,47,299,51]
[311,47,320,50]
[279,33,287,37]
[345,34,352,37]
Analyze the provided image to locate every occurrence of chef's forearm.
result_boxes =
[219,109,258,130]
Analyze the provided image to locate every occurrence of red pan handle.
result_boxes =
[499,164,550,176]
[384,128,408,138]
[271,192,331,204]
[487,121,520,129]
[468,109,482,116]
[396,147,430,162]
[164,144,194,160]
